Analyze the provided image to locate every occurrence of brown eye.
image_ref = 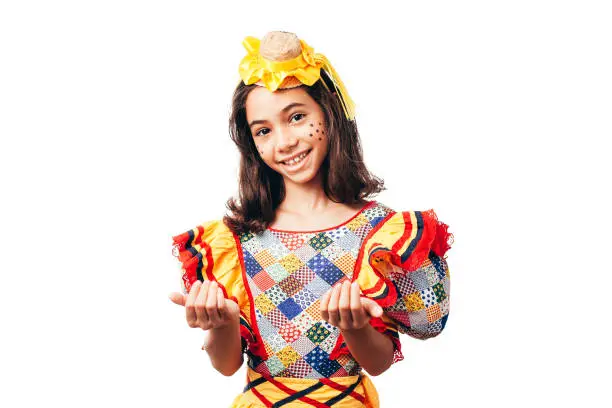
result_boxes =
[290,113,305,122]
[255,128,270,137]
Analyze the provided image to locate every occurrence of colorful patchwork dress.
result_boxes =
[172,201,453,407]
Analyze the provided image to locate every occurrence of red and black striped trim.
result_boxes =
[243,374,364,407]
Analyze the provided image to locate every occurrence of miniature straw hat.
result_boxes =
[238,31,356,119]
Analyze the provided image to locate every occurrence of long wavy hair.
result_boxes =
[223,71,385,235]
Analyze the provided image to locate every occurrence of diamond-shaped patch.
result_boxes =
[266,263,290,282]
[278,321,301,343]
[265,354,286,376]
[309,233,333,250]
[404,292,425,312]
[254,294,276,314]
[277,298,302,320]
[427,304,442,323]
[254,249,276,269]
[279,253,304,274]
[345,214,368,231]
[293,244,317,264]
[432,282,446,302]
[244,251,263,278]
[293,287,318,309]
[305,322,331,344]
[307,254,345,285]
[276,345,300,366]
[265,285,288,306]
[278,275,303,297]
[253,270,275,291]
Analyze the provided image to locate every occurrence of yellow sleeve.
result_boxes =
[172,220,266,357]
[172,220,246,305]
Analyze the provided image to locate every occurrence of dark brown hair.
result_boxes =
[223,71,385,235]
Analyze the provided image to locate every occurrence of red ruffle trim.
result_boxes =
[431,213,454,259]
[389,209,454,273]
[172,228,207,293]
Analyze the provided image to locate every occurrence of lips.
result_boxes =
[279,149,312,165]
[279,150,312,173]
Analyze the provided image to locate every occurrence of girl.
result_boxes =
[169,31,453,407]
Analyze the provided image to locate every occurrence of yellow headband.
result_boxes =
[238,35,356,120]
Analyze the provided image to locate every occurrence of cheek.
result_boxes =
[256,142,276,165]
[305,119,327,142]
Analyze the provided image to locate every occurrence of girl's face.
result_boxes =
[246,86,328,185]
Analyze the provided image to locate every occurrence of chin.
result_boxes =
[283,171,318,185]
[274,164,321,186]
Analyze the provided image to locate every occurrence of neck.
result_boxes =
[279,172,332,214]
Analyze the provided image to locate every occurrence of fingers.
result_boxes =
[206,282,222,327]
[216,286,226,321]
[185,281,202,327]
[361,297,383,318]
[327,282,342,327]
[195,281,211,328]
[176,280,233,330]
[168,292,186,306]
[338,281,352,329]
[350,281,367,324]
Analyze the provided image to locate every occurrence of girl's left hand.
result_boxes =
[320,280,383,331]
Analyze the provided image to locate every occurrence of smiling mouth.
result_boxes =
[280,149,312,166]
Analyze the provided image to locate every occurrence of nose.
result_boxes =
[275,128,298,152]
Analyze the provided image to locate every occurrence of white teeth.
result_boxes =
[284,151,309,166]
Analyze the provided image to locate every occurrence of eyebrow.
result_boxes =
[248,102,307,128]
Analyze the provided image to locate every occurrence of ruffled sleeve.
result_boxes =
[172,220,266,358]
[356,209,453,349]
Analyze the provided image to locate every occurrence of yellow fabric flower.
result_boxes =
[238,35,356,120]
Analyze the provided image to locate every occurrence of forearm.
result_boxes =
[341,323,394,376]
[203,319,243,376]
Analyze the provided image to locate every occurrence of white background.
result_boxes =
[1,1,611,407]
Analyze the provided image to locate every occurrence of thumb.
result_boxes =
[360,297,383,318]
[168,292,186,306]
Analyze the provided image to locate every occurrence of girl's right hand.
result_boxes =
[168,280,240,330]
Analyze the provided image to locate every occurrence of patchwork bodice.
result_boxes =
[237,201,395,378]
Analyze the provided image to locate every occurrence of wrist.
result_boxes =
[341,323,373,336]
[203,317,241,350]
[209,315,240,333]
